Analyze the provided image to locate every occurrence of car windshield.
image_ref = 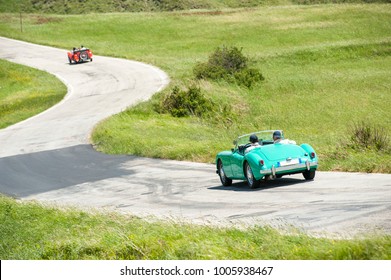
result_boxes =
[74,49,89,52]
[235,130,284,147]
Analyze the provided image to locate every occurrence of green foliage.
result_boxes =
[197,46,248,76]
[1,195,391,260]
[159,85,215,117]
[194,46,264,88]
[233,67,265,88]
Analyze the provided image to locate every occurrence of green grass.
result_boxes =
[1,4,390,173]
[0,59,67,129]
[1,195,390,260]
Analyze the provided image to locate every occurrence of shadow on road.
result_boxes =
[209,176,307,192]
[0,145,133,197]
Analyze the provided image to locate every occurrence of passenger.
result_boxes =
[245,134,260,153]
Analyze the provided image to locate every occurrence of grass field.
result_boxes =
[1,195,390,260]
[0,59,66,129]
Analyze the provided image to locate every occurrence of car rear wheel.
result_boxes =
[245,162,260,189]
[303,170,316,180]
[218,160,232,186]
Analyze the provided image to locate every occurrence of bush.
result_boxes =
[194,46,264,88]
[234,68,265,88]
[349,121,390,152]
[194,46,248,80]
[160,86,215,117]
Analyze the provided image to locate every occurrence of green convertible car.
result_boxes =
[216,130,318,188]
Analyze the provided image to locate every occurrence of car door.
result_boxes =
[231,149,245,179]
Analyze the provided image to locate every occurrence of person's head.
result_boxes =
[273,130,282,141]
[249,134,258,144]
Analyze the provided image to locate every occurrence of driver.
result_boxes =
[273,130,282,143]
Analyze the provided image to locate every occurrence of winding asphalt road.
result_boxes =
[1,37,390,237]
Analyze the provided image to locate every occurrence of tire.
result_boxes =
[80,51,88,61]
[68,57,72,64]
[303,170,316,180]
[218,160,232,186]
[245,162,260,189]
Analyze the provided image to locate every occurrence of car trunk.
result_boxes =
[259,144,304,161]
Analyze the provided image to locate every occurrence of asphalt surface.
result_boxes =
[1,37,390,237]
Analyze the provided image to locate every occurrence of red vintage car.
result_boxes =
[67,47,93,64]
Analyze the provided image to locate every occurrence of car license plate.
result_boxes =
[279,158,300,166]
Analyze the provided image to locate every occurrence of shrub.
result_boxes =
[194,46,264,88]
[234,68,265,88]
[160,85,215,117]
[208,46,248,75]
[349,121,390,152]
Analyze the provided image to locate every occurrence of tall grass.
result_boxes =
[0,59,66,128]
[1,195,390,259]
[0,4,390,172]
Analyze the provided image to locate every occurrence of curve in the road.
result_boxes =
[1,37,390,237]
[0,37,169,157]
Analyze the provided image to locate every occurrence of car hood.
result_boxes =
[256,144,304,161]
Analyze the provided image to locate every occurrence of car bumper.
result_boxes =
[260,161,318,176]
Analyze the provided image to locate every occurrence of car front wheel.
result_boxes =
[245,162,260,189]
[218,160,232,186]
